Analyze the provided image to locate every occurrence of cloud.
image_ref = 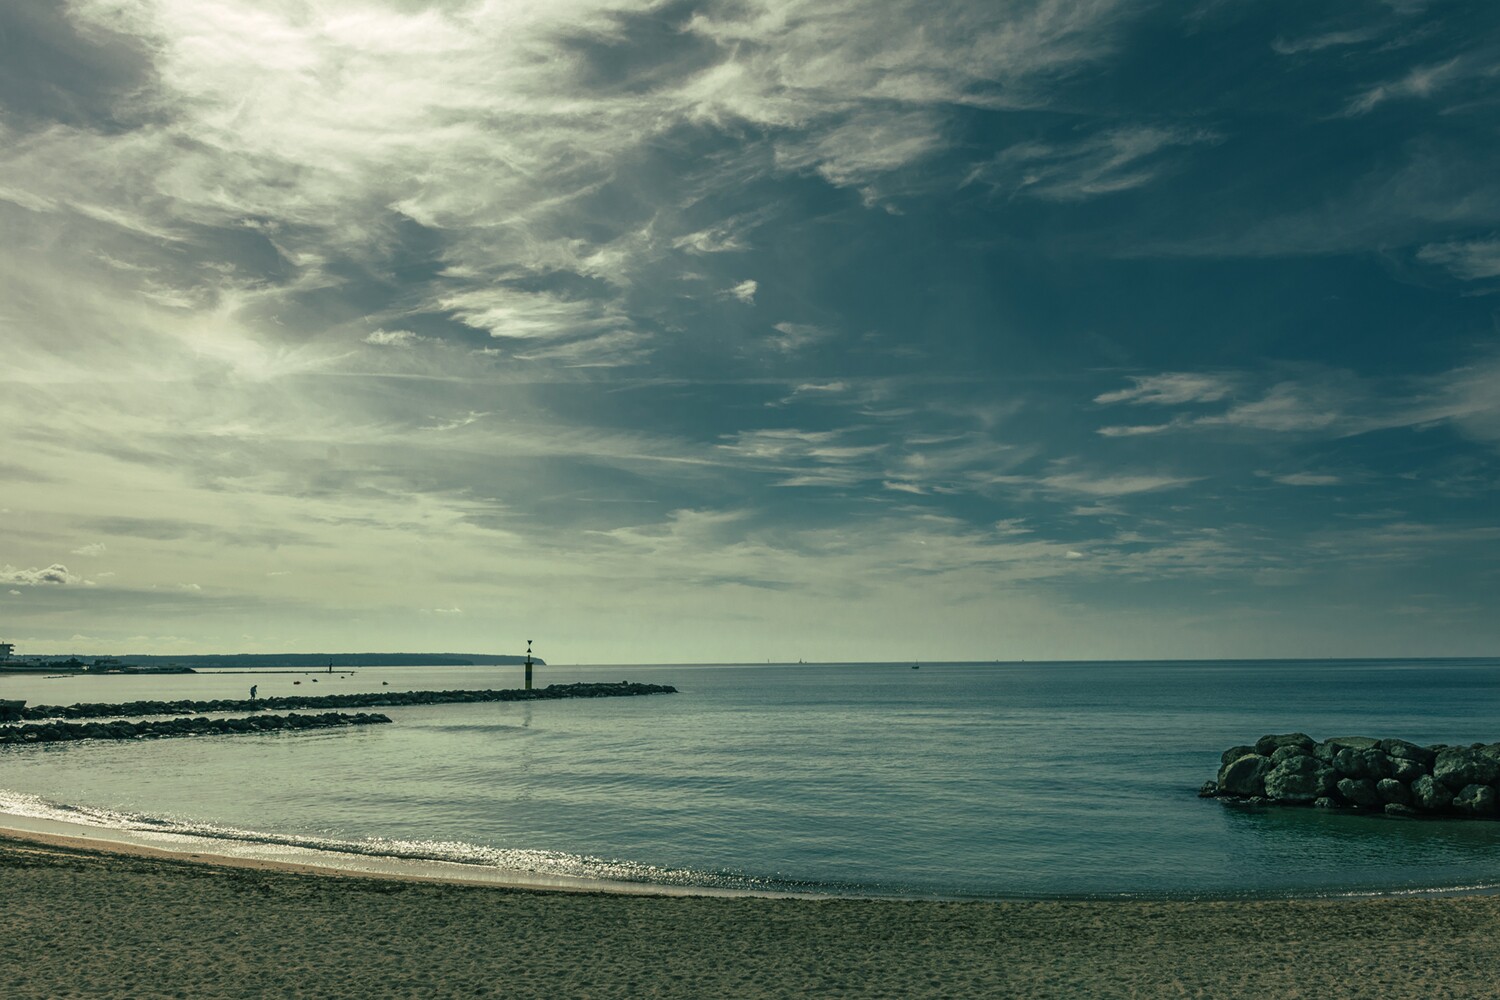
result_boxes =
[511,329,653,368]
[685,0,1133,172]
[71,543,107,557]
[1408,353,1500,444]
[1094,373,1352,437]
[729,279,758,304]
[422,411,491,433]
[769,322,834,353]
[1094,371,1350,435]
[775,111,946,191]
[1096,421,1179,437]
[1342,56,1474,116]
[365,329,425,348]
[718,427,882,464]
[1267,472,1342,486]
[1095,373,1232,406]
[1416,237,1500,280]
[1,564,83,586]
[767,381,851,407]
[1038,470,1199,496]
[1271,26,1385,56]
[1203,382,1343,432]
[437,287,629,343]
[968,125,1218,201]
[1090,357,1500,448]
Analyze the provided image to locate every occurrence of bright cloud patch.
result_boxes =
[365,329,424,347]
[2,564,83,586]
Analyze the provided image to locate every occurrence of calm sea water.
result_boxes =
[4,659,1500,899]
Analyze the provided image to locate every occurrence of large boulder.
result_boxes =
[1334,748,1391,780]
[1221,745,1256,766]
[1379,738,1435,767]
[1336,778,1381,808]
[1376,778,1412,806]
[1433,748,1500,790]
[1270,744,1314,767]
[1255,733,1316,757]
[1264,757,1335,803]
[1452,784,1499,817]
[1391,757,1428,784]
[1411,774,1454,812]
[1218,754,1273,797]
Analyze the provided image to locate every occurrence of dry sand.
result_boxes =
[4,831,1500,999]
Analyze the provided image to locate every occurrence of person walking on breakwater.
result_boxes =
[250,685,258,701]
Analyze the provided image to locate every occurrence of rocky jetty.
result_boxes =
[0,712,391,745]
[1203,733,1500,818]
[11,681,678,722]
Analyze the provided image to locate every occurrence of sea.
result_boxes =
[4,659,1500,900]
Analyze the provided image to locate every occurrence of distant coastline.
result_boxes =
[5,653,541,669]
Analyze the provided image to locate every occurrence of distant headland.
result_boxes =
[2,652,541,672]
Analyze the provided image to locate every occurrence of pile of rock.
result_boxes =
[13,681,678,722]
[0,712,391,745]
[1202,733,1500,817]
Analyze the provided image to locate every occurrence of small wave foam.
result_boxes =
[0,789,843,896]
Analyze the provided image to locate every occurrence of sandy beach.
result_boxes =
[3,830,1500,998]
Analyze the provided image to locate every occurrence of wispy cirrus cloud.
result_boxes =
[1416,236,1500,280]
[1037,469,1199,496]
[1272,26,1387,56]
[1095,373,1356,437]
[1342,55,1485,116]
[1264,472,1342,486]
[1095,372,1233,406]
[768,322,834,353]
[1093,357,1500,447]
[967,125,1218,201]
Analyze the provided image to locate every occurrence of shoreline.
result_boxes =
[6,832,1500,997]
[0,813,786,899]
[6,808,1500,905]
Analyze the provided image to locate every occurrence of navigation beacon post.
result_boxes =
[524,639,534,691]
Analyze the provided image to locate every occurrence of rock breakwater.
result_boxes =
[1203,733,1500,817]
[11,681,678,722]
[0,712,391,745]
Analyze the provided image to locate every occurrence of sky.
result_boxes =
[2,0,1499,663]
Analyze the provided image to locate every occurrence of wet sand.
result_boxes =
[4,830,1500,999]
